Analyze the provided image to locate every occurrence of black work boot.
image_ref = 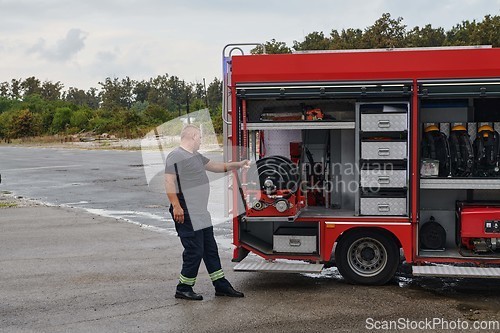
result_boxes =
[175,284,203,301]
[214,278,244,298]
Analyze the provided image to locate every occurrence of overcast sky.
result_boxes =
[0,0,499,91]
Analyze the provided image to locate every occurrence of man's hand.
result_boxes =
[173,204,184,224]
[239,160,251,169]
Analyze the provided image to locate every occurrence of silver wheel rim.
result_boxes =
[347,237,387,277]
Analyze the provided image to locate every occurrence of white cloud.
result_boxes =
[27,29,87,62]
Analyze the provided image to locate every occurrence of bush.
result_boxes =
[51,107,72,133]
[88,116,112,134]
[10,109,40,138]
[70,108,92,130]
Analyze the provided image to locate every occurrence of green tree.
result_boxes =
[86,88,100,109]
[193,82,206,102]
[0,82,9,97]
[51,107,72,133]
[0,97,17,114]
[65,87,101,109]
[251,39,292,54]
[120,76,134,108]
[41,80,64,101]
[133,80,151,103]
[446,15,500,47]
[445,20,477,46]
[65,87,88,106]
[406,24,446,47]
[10,79,22,99]
[293,31,331,51]
[210,105,223,135]
[98,77,133,111]
[143,103,170,124]
[476,15,500,47]
[21,76,42,97]
[207,78,222,110]
[170,76,184,113]
[148,74,172,110]
[20,94,51,114]
[330,28,365,49]
[363,13,407,48]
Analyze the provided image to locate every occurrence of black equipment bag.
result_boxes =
[448,129,474,177]
[421,130,451,177]
[473,128,500,177]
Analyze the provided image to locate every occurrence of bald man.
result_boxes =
[165,125,249,300]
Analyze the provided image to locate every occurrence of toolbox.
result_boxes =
[273,227,318,253]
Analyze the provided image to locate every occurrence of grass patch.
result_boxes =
[0,202,17,208]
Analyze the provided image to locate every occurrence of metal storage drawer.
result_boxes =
[361,113,407,132]
[273,228,317,253]
[361,141,407,160]
[360,197,407,216]
[360,169,407,188]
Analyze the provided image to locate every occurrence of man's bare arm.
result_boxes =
[205,160,250,173]
[165,173,184,223]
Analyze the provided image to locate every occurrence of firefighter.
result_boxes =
[165,124,249,300]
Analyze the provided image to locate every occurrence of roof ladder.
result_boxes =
[222,43,264,217]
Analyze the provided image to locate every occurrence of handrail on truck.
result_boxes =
[222,43,266,125]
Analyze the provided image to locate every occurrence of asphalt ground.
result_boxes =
[2,197,500,333]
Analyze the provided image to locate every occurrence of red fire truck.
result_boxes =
[222,44,500,285]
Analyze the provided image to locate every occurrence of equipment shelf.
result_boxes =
[420,178,500,190]
[242,122,355,130]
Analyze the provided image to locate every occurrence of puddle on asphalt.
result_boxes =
[301,263,500,301]
[402,274,500,295]
[303,267,344,280]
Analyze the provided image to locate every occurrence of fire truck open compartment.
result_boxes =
[240,95,357,216]
[237,96,359,257]
[418,81,500,259]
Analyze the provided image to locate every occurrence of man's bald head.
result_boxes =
[180,125,202,152]
[181,125,201,141]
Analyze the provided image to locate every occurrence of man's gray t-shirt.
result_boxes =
[165,147,211,231]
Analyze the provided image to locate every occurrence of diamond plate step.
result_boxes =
[413,265,500,278]
[233,259,324,273]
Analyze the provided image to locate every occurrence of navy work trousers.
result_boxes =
[179,226,223,283]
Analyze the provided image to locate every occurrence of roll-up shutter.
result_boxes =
[236,81,412,99]
[418,79,500,98]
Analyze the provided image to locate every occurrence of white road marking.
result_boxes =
[1,165,82,172]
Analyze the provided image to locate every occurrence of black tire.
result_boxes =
[335,229,400,285]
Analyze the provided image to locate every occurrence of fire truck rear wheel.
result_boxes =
[335,230,399,285]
